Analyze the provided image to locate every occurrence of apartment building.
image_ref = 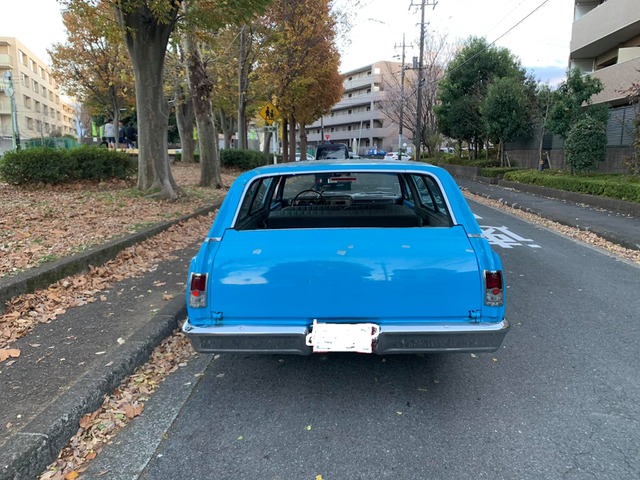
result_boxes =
[570,0,640,106]
[0,37,77,151]
[305,61,408,154]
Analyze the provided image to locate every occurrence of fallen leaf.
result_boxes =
[65,471,79,479]
[117,338,125,345]
[0,349,21,362]
[162,294,174,301]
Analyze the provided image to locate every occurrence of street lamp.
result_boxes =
[2,71,21,150]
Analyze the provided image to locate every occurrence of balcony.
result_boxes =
[570,0,640,59]
[0,54,12,67]
[343,74,378,92]
[588,56,640,105]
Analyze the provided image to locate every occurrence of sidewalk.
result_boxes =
[456,177,640,251]
[1,177,639,479]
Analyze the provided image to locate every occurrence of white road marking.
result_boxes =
[480,225,541,249]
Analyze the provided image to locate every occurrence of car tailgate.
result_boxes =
[208,227,482,325]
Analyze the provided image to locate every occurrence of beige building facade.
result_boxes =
[305,61,408,154]
[570,0,640,105]
[0,37,77,151]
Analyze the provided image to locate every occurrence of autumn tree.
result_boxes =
[165,44,196,163]
[258,0,343,162]
[49,0,134,138]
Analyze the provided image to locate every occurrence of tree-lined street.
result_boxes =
[79,199,640,480]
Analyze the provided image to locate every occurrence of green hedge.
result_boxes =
[220,149,268,170]
[175,149,269,171]
[503,170,640,203]
[0,146,135,185]
[478,167,522,178]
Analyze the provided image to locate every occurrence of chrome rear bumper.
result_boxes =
[183,319,509,355]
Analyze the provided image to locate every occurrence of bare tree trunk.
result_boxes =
[237,25,248,150]
[183,32,222,188]
[219,110,235,149]
[115,2,179,199]
[175,85,196,163]
[288,113,296,162]
[282,119,289,163]
[299,124,307,160]
[263,130,273,161]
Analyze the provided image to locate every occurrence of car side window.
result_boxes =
[237,178,273,222]
[411,175,447,213]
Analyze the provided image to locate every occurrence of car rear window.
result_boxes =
[233,171,453,230]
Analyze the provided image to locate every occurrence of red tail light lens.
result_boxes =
[484,271,504,306]
[189,273,207,308]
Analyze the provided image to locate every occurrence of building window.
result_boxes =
[27,117,33,129]
[30,58,37,73]
[19,50,26,65]
[32,79,37,90]
[23,95,31,109]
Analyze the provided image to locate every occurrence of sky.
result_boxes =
[4,0,573,86]
[338,0,574,85]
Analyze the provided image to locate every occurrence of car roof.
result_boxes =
[240,160,440,178]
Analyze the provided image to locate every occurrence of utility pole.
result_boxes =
[410,0,437,161]
[394,34,410,156]
[2,71,21,150]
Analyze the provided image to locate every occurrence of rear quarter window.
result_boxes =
[237,177,273,223]
[410,174,453,226]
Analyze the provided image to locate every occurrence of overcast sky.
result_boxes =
[5,0,573,85]
[338,0,574,85]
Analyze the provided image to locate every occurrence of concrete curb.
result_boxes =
[0,204,220,314]
[0,296,187,480]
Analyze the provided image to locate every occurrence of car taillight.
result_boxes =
[484,270,504,306]
[189,273,207,308]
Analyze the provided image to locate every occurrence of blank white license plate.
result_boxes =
[306,321,380,353]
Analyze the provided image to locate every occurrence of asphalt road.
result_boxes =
[82,200,640,480]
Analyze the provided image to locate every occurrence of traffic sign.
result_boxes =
[325,134,330,140]
[258,101,280,126]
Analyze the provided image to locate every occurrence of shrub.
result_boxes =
[0,146,135,185]
[0,147,67,184]
[565,116,607,173]
[220,149,268,170]
[174,150,268,171]
[478,167,521,178]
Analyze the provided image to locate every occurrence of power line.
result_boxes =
[445,0,552,78]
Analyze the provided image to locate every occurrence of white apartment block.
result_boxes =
[570,0,640,106]
[0,37,77,150]
[305,61,408,154]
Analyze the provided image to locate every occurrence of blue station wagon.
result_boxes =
[183,160,508,355]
